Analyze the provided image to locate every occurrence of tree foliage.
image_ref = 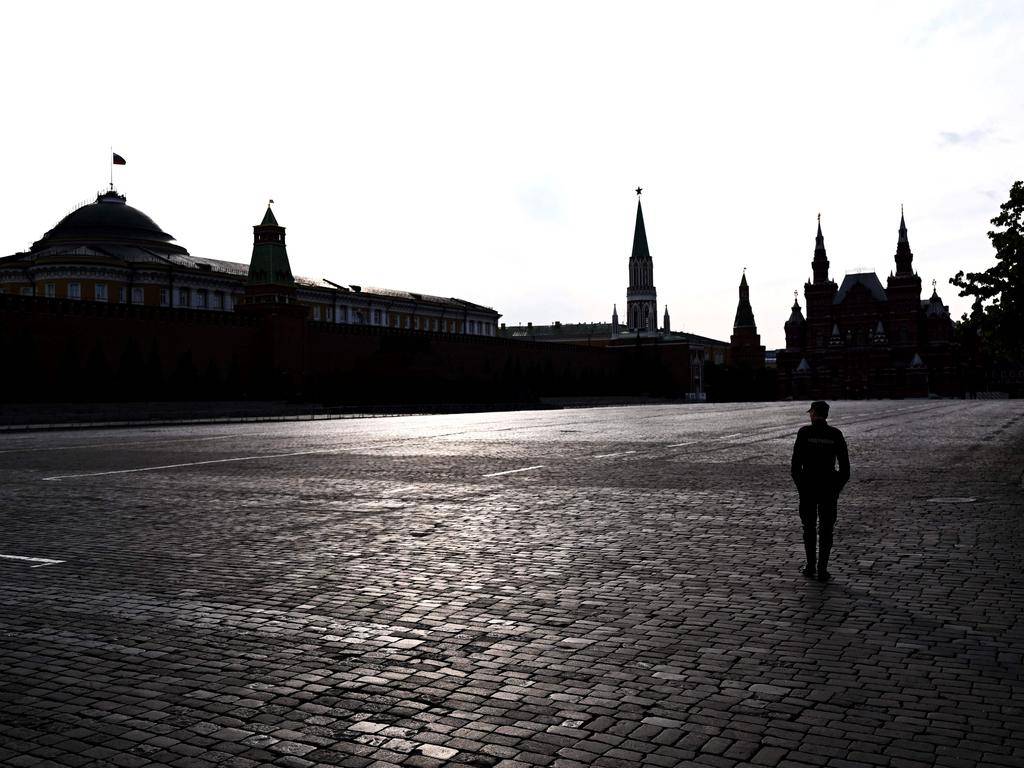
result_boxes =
[951,180,1024,361]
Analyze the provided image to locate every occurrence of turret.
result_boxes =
[894,206,914,276]
[733,270,756,328]
[812,214,829,284]
[243,201,297,306]
[729,270,765,368]
[785,292,805,351]
[248,203,294,287]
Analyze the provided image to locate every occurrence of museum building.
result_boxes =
[776,213,959,399]
[0,188,500,336]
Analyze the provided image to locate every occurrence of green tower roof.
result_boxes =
[247,204,294,286]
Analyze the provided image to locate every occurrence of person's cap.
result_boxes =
[808,400,830,416]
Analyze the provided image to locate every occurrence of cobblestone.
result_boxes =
[1,401,1023,767]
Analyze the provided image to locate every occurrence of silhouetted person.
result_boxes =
[791,400,850,582]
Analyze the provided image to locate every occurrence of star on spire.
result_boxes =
[635,187,642,196]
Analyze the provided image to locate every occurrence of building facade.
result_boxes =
[777,214,959,399]
[0,189,500,337]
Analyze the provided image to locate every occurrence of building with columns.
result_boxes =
[0,188,500,337]
[776,213,959,399]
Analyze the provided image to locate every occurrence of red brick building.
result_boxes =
[777,214,960,399]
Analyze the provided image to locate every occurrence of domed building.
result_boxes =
[0,189,245,310]
[0,188,500,334]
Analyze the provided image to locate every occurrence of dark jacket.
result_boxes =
[791,421,850,494]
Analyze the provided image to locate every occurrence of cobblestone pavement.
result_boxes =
[1,401,1022,768]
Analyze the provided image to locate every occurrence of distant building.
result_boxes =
[0,189,500,336]
[499,191,729,399]
[777,213,959,399]
[728,271,766,368]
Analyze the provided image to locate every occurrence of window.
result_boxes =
[373,309,382,326]
[68,283,81,300]
[404,317,410,329]
[95,284,108,302]
[45,283,56,298]
[119,287,128,304]
[195,289,207,308]
[132,287,144,304]
[160,288,170,307]
[20,286,34,296]
[414,317,420,330]
[313,305,321,321]
[211,291,222,310]
[178,287,189,307]
[433,318,439,331]
[325,306,332,321]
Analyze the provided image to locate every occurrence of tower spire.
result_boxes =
[626,187,657,332]
[895,206,914,275]
[247,201,294,287]
[812,214,829,284]
[631,196,651,261]
[733,271,756,328]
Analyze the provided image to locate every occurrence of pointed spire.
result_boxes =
[733,270,756,329]
[894,206,914,275]
[787,291,804,324]
[261,200,279,227]
[662,305,671,333]
[812,213,829,284]
[631,197,651,262]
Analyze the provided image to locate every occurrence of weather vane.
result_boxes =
[635,187,642,196]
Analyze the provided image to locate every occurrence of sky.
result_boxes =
[2,0,1022,349]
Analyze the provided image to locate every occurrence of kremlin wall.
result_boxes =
[0,182,966,407]
[0,188,702,406]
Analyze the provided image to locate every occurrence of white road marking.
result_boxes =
[482,465,545,477]
[42,448,342,481]
[0,554,65,567]
[0,434,243,455]
[592,450,638,459]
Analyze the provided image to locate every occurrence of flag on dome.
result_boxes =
[112,153,126,165]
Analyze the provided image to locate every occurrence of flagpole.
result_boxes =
[110,146,113,191]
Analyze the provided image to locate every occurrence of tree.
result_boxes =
[951,181,1024,362]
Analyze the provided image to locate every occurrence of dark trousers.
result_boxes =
[799,490,838,571]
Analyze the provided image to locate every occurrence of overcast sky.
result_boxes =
[3,1,1021,348]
